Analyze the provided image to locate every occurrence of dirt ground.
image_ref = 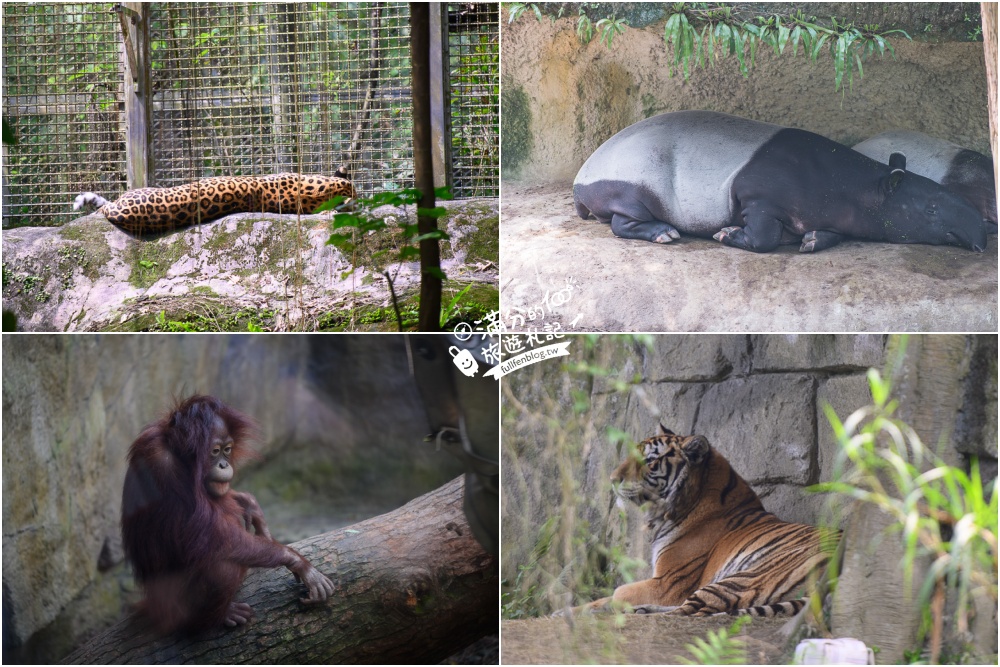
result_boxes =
[500,182,998,332]
[501,613,793,665]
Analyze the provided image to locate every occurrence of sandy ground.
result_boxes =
[501,613,792,665]
[500,182,998,332]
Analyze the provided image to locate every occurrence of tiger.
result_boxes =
[564,425,839,618]
[72,168,356,235]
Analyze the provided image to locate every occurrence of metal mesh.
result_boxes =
[2,3,126,228]
[446,3,499,198]
[2,2,498,229]
[150,3,414,195]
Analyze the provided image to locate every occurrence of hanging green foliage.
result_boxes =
[506,2,911,92]
[661,5,909,92]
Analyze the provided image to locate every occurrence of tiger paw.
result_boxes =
[631,604,678,615]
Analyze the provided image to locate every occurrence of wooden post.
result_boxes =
[121,3,152,188]
[412,3,442,331]
[429,3,452,190]
[982,3,998,193]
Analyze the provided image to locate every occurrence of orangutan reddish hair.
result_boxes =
[121,395,334,634]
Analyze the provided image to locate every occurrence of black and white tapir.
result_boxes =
[573,111,987,253]
[853,130,996,235]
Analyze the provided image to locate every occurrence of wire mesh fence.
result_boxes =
[447,2,499,198]
[2,2,498,229]
[2,3,126,228]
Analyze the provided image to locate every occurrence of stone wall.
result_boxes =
[501,12,991,182]
[1,334,464,662]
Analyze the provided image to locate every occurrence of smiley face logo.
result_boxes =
[449,346,479,378]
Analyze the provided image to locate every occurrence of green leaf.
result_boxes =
[412,230,451,242]
[867,368,888,407]
[326,234,355,253]
[313,194,349,213]
[416,206,448,219]
[331,213,365,229]
[789,25,802,55]
[440,283,473,327]
[422,266,447,280]
[811,32,829,61]
[777,23,790,53]
[833,34,847,90]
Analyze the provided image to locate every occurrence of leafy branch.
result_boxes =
[662,5,909,91]
[681,614,751,665]
[506,2,911,91]
[811,359,998,663]
[318,186,453,281]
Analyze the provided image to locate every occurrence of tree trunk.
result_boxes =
[982,2,998,189]
[64,476,497,664]
[411,2,443,331]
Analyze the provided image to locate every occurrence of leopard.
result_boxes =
[73,168,356,235]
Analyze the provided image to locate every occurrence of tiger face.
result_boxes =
[611,426,711,511]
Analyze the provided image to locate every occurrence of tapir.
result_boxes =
[573,111,987,253]
[853,130,996,234]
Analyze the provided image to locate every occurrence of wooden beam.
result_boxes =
[429,3,452,190]
[120,3,152,188]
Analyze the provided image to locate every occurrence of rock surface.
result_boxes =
[500,183,997,332]
[2,199,498,331]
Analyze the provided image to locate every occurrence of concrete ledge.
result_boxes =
[501,183,997,332]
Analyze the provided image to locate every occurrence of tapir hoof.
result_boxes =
[713,226,741,243]
[654,228,680,243]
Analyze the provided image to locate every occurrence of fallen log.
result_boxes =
[65,476,497,664]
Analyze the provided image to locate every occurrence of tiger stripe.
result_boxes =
[574,426,840,618]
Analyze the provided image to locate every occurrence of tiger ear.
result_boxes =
[681,435,710,464]
[658,423,675,436]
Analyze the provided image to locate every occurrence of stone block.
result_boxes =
[591,336,645,394]
[695,374,816,486]
[622,382,707,442]
[816,374,875,483]
[641,335,750,382]
[756,483,833,528]
[752,334,886,372]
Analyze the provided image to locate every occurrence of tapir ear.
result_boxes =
[886,152,906,193]
[888,169,905,193]
[658,423,675,436]
[681,435,710,464]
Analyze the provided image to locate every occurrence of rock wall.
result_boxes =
[501,334,997,617]
[501,13,991,182]
[1,199,499,332]
[1,334,464,662]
